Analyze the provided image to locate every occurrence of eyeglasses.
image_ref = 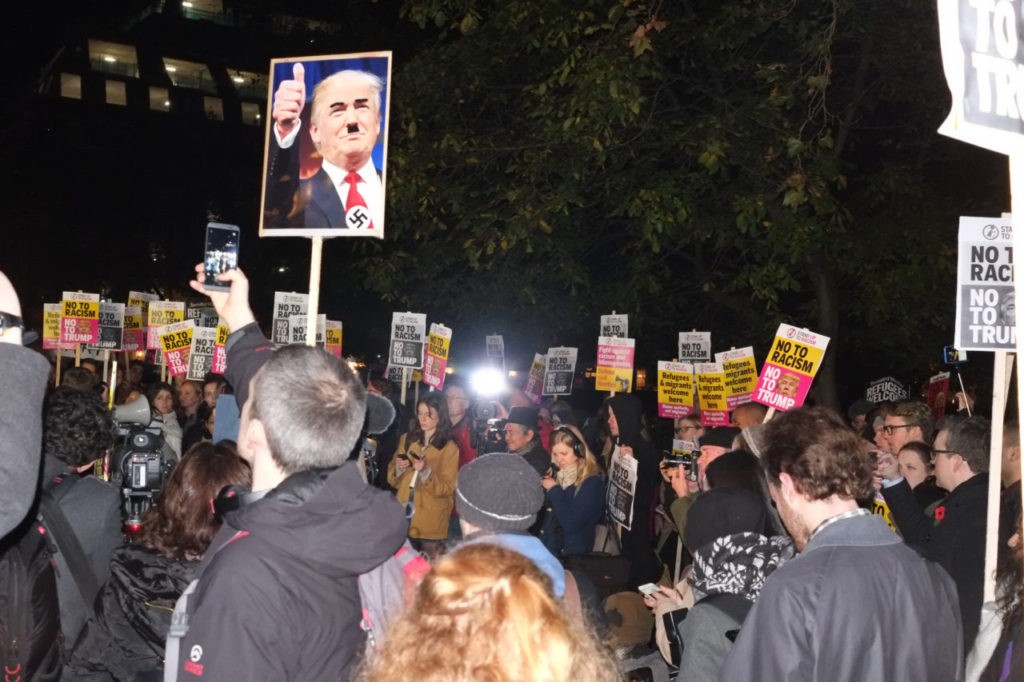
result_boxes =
[882,424,915,436]
[931,449,958,457]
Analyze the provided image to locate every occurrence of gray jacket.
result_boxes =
[720,513,965,682]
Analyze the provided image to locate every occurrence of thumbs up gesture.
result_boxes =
[272,62,306,137]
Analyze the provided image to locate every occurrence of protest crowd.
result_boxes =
[1,263,1022,682]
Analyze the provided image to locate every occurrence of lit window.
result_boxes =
[60,73,82,99]
[105,80,127,106]
[163,58,217,95]
[204,96,224,121]
[149,87,170,111]
[88,40,139,77]
[241,102,261,125]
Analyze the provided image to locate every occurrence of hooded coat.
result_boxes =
[168,322,408,681]
[172,464,407,681]
[606,394,661,587]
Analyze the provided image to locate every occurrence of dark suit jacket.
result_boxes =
[882,473,988,649]
[264,138,378,229]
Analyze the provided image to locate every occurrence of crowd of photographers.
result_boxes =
[1,263,1023,681]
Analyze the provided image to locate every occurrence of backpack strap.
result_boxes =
[38,487,101,613]
[164,530,248,682]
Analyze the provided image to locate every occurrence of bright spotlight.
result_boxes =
[470,367,506,398]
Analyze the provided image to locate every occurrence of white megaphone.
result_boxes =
[113,394,151,426]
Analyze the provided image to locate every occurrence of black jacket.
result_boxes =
[606,394,661,586]
[170,322,408,681]
[66,544,198,681]
[883,473,988,648]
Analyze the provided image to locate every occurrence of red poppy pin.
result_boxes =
[933,506,946,524]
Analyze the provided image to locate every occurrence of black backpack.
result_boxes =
[0,512,62,681]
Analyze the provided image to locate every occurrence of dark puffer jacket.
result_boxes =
[65,544,198,681]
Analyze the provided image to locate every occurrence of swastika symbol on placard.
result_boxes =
[346,206,371,229]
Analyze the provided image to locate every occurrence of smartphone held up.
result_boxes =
[203,222,240,292]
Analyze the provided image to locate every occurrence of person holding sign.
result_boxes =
[606,394,661,588]
[539,425,605,557]
[388,393,459,559]
[266,62,385,231]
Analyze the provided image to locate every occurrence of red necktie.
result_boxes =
[343,172,374,230]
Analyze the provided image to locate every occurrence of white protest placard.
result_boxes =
[486,334,505,372]
[188,327,218,381]
[600,314,629,339]
[678,332,711,362]
[272,292,309,345]
[288,314,326,346]
[543,347,578,396]
[606,446,638,530]
[937,1,1024,154]
[89,301,125,350]
[389,312,427,369]
[955,216,1015,350]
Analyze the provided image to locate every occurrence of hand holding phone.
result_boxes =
[203,222,241,292]
[638,583,660,596]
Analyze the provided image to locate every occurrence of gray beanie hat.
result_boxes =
[456,453,545,532]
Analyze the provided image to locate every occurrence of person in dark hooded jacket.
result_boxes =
[174,266,408,681]
[606,394,662,587]
[65,441,251,681]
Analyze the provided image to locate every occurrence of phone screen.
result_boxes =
[204,222,240,288]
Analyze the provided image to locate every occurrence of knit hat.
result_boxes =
[699,426,741,449]
[847,399,875,422]
[506,406,539,431]
[684,487,770,554]
[456,453,545,531]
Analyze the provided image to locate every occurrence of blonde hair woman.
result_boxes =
[540,425,606,557]
[355,542,619,682]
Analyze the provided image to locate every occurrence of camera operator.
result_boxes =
[504,406,550,478]
[41,386,122,648]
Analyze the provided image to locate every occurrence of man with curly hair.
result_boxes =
[42,386,122,647]
[720,407,965,681]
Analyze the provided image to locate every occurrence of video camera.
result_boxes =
[467,367,510,454]
[110,394,175,532]
[661,448,699,482]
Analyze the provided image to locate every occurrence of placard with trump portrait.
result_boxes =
[259,51,392,239]
[752,324,830,412]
